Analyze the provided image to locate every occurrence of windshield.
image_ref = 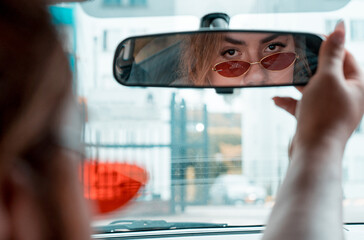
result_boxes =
[51,0,364,232]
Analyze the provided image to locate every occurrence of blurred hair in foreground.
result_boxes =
[0,1,90,239]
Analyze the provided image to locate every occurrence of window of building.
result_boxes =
[103,0,121,6]
[325,19,339,35]
[102,29,123,52]
[351,19,364,41]
[103,0,147,7]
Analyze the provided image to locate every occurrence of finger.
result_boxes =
[343,50,363,81]
[272,97,298,117]
[316,21,346,79]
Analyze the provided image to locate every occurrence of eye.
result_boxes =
[221,48,242,59]
[225,49,237,56]
[265,42,286,52]
[268,45,277,51]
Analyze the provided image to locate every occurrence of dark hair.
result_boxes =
[0,1,74,239]
[179,33,225,85]
[293,35,313,84]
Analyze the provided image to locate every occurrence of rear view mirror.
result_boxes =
[113,30,323,88]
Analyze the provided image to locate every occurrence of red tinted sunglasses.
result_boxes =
[212,52,299,78]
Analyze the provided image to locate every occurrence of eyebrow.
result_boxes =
[224,36,246,45]
[260,34,287,44]
[223,34,288,46]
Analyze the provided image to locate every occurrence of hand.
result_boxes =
[274,21,364,148]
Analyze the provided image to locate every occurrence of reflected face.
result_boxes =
[209,33,296,86]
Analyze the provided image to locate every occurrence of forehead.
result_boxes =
[223,32,294,44]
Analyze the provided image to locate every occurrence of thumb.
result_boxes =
[316,21,346,78]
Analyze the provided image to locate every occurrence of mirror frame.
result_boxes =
[113,29,324,89]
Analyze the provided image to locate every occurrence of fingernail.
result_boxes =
[332,20,345,45]
[335,19,345,32]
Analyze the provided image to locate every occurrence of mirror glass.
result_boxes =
[113,31,322,88]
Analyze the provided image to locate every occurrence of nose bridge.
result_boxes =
[243,60,266,85]
[250,61,261,66]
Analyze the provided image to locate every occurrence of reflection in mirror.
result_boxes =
[113,31,322,88]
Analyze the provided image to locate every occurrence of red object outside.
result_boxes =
[82,161,148,214]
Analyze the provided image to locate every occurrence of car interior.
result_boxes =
[45,0,364,239]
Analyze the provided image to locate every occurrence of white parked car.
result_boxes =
[209,174,267,205]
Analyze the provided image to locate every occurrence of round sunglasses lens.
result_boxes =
[214,61,250,77]
[261,52,296,70]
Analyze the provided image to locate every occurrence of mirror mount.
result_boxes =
[200,13,230,29]
[215,88,234,94]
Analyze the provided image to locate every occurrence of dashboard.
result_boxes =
[92,224,364,240]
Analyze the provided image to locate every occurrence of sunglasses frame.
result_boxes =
[212,51,299,78]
